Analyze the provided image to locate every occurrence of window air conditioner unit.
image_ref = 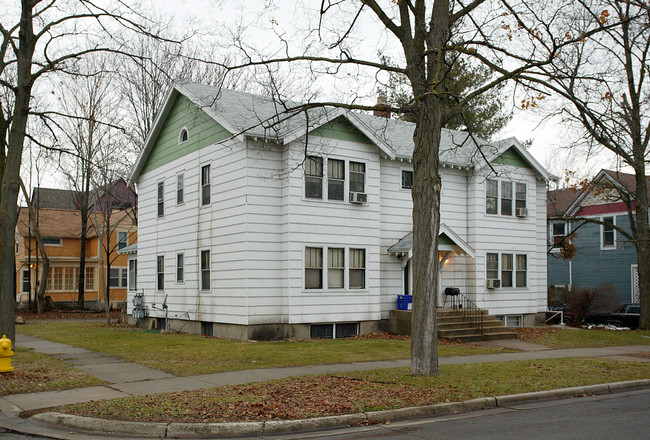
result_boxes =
[516,208,528,218]
[486,279,501,289]
[349,192,367,204]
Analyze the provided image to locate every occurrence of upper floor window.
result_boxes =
[550,222,567,246]
[178,127,189,144]
[327,159,345,201]
[486,178,526,217]
[501,181,513,216]
[157,182,164,218]
[42,237,62,246]
[349,162,365,193]
[486,179,498,214]
[177,174,184,205]
[602,216,615,249]
[117,231,127,250]
[401,170,413,189]
[305,156,323,199]
[201,164,211,206]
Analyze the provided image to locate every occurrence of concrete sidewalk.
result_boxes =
[4,334,649,414]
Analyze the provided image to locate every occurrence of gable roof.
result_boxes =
[387,224,476,259]
[565,169,650,216]
[17,208,83,238]
[547,187,582,217]
[130,82,555,183]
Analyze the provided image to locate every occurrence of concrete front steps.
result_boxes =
[389,308,518,343]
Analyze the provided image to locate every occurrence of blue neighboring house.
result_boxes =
[547,169,645,304]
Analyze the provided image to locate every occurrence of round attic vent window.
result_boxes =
[179,128,189,144]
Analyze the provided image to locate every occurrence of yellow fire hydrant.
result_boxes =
[0,335,14,373]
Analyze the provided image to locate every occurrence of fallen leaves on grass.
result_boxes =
[515,327,556,341]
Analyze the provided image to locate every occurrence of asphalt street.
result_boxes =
[266,389,650,440]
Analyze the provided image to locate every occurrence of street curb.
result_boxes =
[29,379,650,438]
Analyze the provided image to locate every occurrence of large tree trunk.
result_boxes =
[634,166,649,329]
[0,2,35,344]
[410,94,443,376]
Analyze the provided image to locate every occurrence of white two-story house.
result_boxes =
[126,82,555,339]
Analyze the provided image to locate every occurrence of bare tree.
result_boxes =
[0,0,173,343]
[539,0,650,328]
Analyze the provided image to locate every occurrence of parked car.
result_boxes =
[583,303,640,329]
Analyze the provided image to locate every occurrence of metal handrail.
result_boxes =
[445,292,484,335]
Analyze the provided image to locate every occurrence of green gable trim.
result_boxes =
[309,116,374,144]
[438,233,454,246]
[492,147,533,169]
[141,95,231,174]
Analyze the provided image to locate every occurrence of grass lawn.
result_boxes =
[518,327,650,348]
[56,357,650,423]
[0,349,103,396]
[17,322,507,376]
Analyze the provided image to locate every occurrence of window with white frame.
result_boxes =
[327,248,344,289]
[349,162,366,193]
[117,231,127,250]
[305,247,323,289]
[501,254,513,287]
[349,248,366,289]
[516,255,527,287]
[401,170,413,189]
[156,255,164,290]
[177,174,184,205]
[486,179,527,216]
[121,268,128,288]
[486,179,498,214]
[515,182,527,211]
[157,182,164,218]
[305,156,323,199]
[85,266,95,291]
[602,216,615,248]
[486,253,499,280]
[551,222,567,245]
[201,164,211,206]
[200,250,210,290]
[64,267,76,291]
[178,127,189,143]
[176,253,184,283]
[109,268,120,287]
[53,267,64,290]
[128,259,137,291]
[327,159,345,201]
[501,181,513,216]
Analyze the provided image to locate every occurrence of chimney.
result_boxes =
[373,92,391,118]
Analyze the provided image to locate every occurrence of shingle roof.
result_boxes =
[602,169,650,198]
[31,188,81,210]
[17,208,83,238]
[547,188,582,217]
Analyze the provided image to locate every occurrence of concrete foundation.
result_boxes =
[128,316,379,341]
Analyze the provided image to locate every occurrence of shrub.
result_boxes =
[567,283,619,322]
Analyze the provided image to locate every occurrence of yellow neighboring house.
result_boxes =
[15,183,137,309]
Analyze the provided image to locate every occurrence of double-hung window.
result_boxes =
[156,256,164,291]
[109,268,120,288]
[327,159,345,201]
[176,253,184,283]
[486,179,498,214]
[349,249,366,289]
[501,181,513,216]
[64,268,76,290]
[305,247,323,289]
[201,164,211,206]
[501,254,513,287]
[128,259,137,291]
[602,216,615,248]
[85,267,95,291]
[327,248,344,288]
[516,255,527,287]
[177,174,184,205]
[200,250,211,290]
[515,183,527,211]
[117,231,127,250]
[486,253,499,280]
[305,156,323,199]
[121,268,128,288]
[22,270,30,293]
[551,222,567,246]
[157,182,164,218]
[349,162,365,193]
